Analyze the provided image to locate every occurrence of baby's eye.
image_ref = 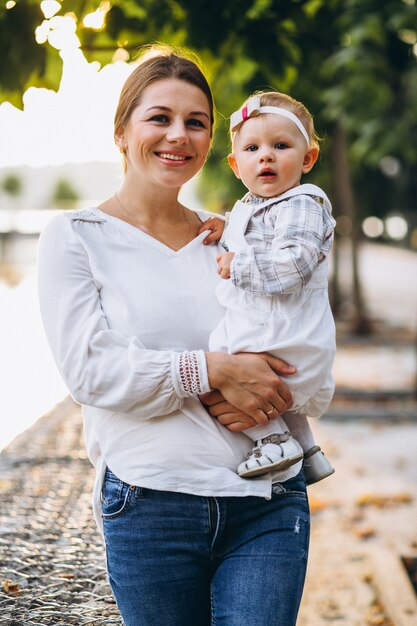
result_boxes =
[187,118,206,128]
[275,142,288,150]
[246,145,258,152]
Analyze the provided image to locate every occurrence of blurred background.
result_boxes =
[0,0,417,626]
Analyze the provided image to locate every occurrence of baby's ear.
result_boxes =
[228,153,241,179]
[302,147,319,173]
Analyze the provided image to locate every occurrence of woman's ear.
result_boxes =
[302,147,319,173]
[115,128,127,153]
[228,153,241,179]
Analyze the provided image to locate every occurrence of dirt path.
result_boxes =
[299,419,417,626]
[0,398,121,626]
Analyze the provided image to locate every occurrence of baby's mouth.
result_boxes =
[259,170,276,177]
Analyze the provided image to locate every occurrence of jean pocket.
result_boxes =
[101,468,135,520]
[272,471,307,498]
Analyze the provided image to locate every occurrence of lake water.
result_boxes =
[0,237,67,451]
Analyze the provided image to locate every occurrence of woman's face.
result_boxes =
[116,78,212,189]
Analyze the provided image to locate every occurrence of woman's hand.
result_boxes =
[205,352,295,425]
[199,390,258,432]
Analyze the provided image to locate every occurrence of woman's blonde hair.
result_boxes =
[114,45,215,171]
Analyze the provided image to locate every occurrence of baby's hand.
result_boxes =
[217,252,235,279]
[198,217,226,245]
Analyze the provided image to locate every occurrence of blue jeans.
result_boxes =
[102,467,310,626]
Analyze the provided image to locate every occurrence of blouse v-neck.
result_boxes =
[95,207,209,257]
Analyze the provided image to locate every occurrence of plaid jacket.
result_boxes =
[229,191,336,296]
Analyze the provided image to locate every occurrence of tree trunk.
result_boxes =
[329,231,341,318]
[330,122,372,334]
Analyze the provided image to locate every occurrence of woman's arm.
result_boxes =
[38,215,210,418]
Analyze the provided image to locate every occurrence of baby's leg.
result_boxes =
[243,415,289,442]
[282,412,335,485]
[238,417,303,478]
[282,413,315,454]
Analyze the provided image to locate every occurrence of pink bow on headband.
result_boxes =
[229,96,310,145]
[230,97,262,133]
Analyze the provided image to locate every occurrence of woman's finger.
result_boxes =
[216,412,258,430]
[263,353,297,376]
[225,421,257,433]
[199,390,224,406]
[206,400,236,417]
[273,377,294,411]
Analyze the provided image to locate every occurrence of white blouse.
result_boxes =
[38,207,297,535]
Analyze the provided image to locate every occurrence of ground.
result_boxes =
[299,418,417,626]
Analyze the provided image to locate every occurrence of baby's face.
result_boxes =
[228,113,316,198]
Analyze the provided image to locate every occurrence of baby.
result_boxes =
[200,91,336,485]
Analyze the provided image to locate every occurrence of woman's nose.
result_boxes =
[166,121,189,144]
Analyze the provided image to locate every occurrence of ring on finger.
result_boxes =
[266,406,275,415]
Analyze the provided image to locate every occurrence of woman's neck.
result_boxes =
[97,173,202,252]
[117,175,183,225]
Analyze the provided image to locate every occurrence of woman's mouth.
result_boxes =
[155,151,192,163]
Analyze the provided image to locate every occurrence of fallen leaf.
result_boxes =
[3,579,21,595]
[355,526,377,540]
[309,497,333,514]
[365,600,393,626]
[356,492,412,509]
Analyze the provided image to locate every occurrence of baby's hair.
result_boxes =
[232,90,320,151]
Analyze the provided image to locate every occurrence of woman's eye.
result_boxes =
[149,114,169,123]
[246,145,258,152]
[275,143,288,150]
[187,118,205,128]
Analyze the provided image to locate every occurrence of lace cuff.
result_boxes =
[172,350,211,398]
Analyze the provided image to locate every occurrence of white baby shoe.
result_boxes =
[303,446,335,485]
[238,432,304,478]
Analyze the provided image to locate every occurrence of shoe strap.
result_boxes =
[304,445,321,459]
[260,432,291,445]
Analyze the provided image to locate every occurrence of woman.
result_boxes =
[38,46,310,626]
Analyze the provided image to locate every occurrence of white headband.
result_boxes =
[230,96,310,146]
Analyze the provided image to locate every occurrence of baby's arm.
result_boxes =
[198,216,226,245]
[231,195,335,295]
[216,251,235,279]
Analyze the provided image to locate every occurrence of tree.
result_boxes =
[2,173,23,199]
[51,178,80,207]
[0,0,62,108]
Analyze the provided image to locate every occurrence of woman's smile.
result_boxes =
[154,150,193,165]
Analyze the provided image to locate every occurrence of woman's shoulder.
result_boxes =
[40,207,107,244]
[64,207,108,223]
